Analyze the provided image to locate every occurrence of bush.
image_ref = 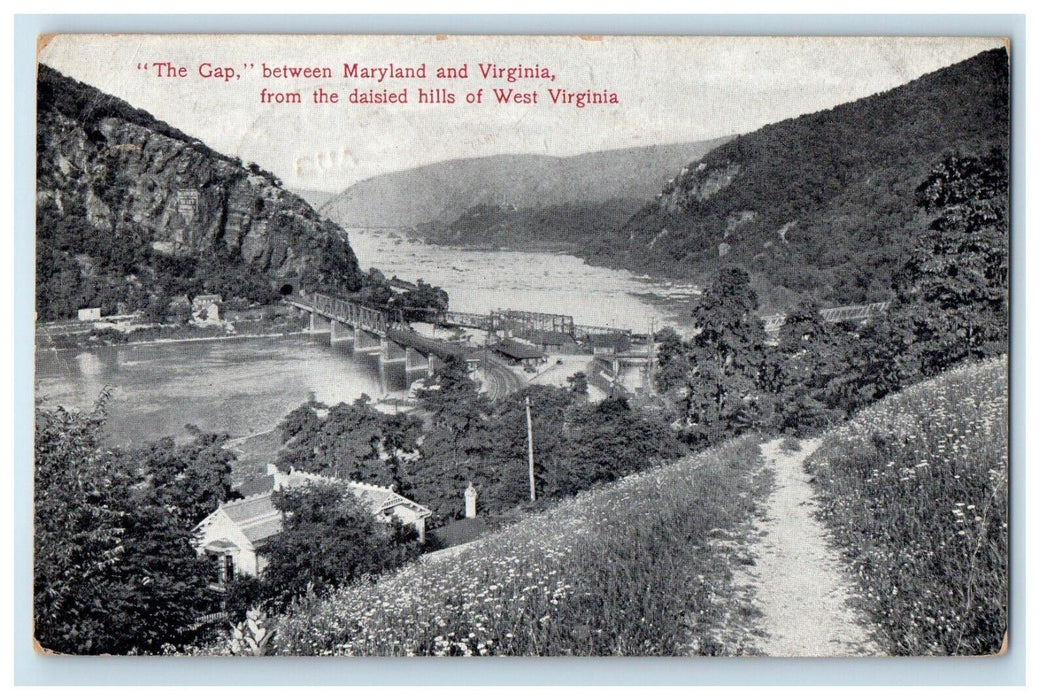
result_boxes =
[258,482,421,610]
[804,356,1007,655]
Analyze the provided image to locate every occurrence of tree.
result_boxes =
[275,397,423,494]
[34,397,216,655]
[546,397,685,498]
[258,482,417,608]
[652,327,691,395]
[894,151,1009,376]
[771,298,850,435]
[567,371,588,399]
[127,432,237,529]
[408,360,495,520]
[683,267,770,445]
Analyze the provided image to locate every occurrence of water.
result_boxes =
[36,231,703,445]
[34,335,422,447]
[348,229,701,331]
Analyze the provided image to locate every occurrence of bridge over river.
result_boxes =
[288,291,891,400]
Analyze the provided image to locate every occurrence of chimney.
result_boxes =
[464,483,477,519]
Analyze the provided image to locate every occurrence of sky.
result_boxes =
[39,34,1006,193]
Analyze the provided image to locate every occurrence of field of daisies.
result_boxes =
[804,355,1008,656]
[265,436,771,656]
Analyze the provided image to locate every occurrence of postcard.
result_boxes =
[33,34,1009,657]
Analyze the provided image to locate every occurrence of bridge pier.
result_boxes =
[354,327,384,354]
[330,320,353,344]
[307,312,329,335]
[403,347,431,383]
[381,340,408,364]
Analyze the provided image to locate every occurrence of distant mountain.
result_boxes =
[290,188,336,210]
[414,198,648,253]
[591,48,1009,306]
[36,65,364,321]
[320,139,730,229]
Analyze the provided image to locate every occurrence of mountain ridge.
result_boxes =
[320,139,731,229]
[594,47,1009,305]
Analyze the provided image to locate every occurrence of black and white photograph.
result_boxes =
[31,33,1010,658]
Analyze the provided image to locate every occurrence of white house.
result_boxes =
[191,294,223,325]
[195,466,432,586]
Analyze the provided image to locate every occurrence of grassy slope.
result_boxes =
[804,356,1007,655]
[268,436,770,656]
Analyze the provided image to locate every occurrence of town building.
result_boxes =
[492,338,545,367]
[195,466,432,587]
[528,329,579,354]
[191,294,223,324]
[589,332,632,356]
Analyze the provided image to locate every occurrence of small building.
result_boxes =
[492,338,545,367]
[195,466,432,586]
[191,294,223,324]
[529,330,579,354]
[589,333,632,356]
[77,307,101,321]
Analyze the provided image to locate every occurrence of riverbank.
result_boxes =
[36,306,308,351]
[122,330,308,348]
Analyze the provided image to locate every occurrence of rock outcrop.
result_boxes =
[36,64,362,319]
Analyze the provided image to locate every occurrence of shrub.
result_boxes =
[259,483,421,609]
[804,356,1007,655]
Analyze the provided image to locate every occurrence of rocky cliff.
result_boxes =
[36,64,362,320]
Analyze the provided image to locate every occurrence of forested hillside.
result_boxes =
[585,48,1009,306]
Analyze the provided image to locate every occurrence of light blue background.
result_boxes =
[13,13,1026,686]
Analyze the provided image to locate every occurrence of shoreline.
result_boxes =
[36,326,311,352]
[122,330,309,348]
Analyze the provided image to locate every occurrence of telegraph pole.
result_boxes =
[646,319,655,396]
[525,396,536,501]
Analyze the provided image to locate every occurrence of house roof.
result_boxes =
[199,477,432,548]
[494,338,545,360]
[237,474,276,497]
[589,333,632,353]
[219,493,283,546]
[342,482,432,518]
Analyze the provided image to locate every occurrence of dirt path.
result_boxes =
[740,438,883,657]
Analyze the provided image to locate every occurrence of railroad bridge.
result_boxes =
[287,293,478,388]
[288,291,891,398]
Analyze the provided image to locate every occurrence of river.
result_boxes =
[348,229,701,331]
[35,230,702,446]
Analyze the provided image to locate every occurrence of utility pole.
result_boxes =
[525,396,536,501]
[646,318,656,396]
